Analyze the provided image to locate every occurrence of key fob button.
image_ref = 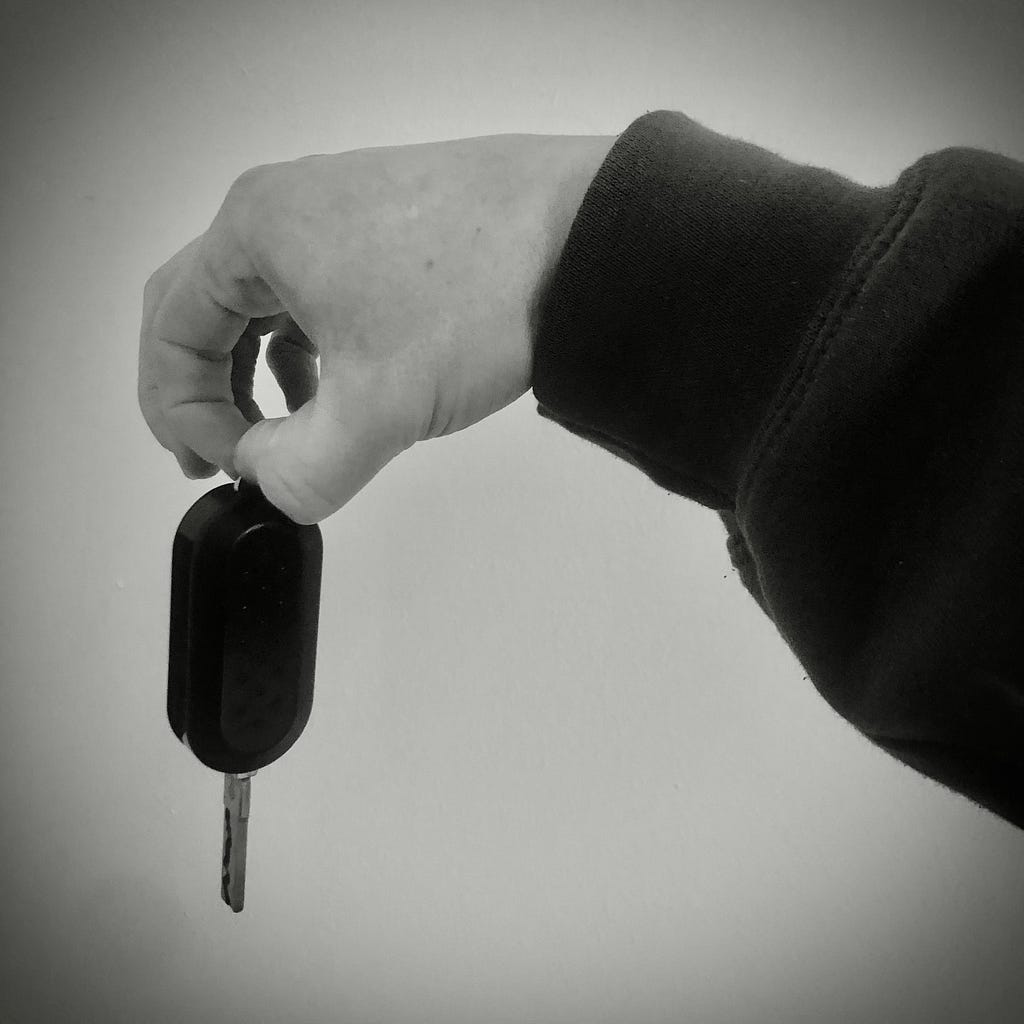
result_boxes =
[222,521,307,753]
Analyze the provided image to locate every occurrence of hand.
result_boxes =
[138,132,614,523]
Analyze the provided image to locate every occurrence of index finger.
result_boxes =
[147,210,283,475]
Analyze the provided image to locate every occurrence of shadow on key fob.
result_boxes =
[167,479,323,776]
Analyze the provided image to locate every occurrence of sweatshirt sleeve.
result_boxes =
[531,108,1024,830]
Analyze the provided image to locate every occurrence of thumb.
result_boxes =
[232,392,405,525]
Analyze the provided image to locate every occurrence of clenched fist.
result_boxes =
[138,132,614,523]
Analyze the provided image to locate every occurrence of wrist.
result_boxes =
[527,133,618,336]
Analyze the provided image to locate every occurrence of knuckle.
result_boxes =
[225,163,278,216]
[221,162,287,254]
[143,266,168,306]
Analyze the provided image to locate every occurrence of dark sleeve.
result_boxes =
[531,109,1024,830]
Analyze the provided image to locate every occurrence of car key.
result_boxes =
[168,478,323,912]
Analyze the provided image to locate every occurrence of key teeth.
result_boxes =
[221,807,233,907]
[222,806,245,912]
[221,775,249,912]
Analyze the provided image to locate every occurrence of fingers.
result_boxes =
[266,327,319,413]
[232,359,409,525]
[230,327,266,425]
[139,162,401,515]
[138,240,221,479]
[232,320,319,427]
[148,252,259,474]
[141,182,285,478]
[232,400,348,525]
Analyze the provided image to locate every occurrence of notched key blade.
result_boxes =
[221,772,254,912]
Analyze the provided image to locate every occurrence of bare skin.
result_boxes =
[138,133,615,523]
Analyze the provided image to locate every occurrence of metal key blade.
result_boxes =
[221,772,255,912]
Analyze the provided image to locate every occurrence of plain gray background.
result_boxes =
[3,1,1024,1022]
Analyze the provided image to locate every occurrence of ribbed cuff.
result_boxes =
[531,109,894,510]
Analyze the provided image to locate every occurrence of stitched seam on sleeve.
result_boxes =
[726,534,754,567]
[735,166,930,514]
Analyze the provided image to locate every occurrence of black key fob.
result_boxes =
[168,480,323,774]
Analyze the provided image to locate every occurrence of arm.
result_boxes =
[533,110,1024,828]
